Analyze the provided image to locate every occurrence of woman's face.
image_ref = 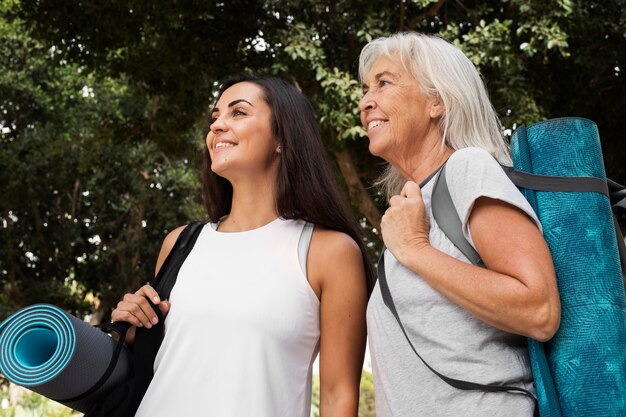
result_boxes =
[206,82,280,181]
[359,54,443,163]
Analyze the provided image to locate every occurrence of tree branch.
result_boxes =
[334,149,382,232]
[71,178,81,219]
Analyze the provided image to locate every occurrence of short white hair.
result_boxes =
[359,32,511,197]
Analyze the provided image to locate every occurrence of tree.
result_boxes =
[0,7,201,319]
[2,0,625,319]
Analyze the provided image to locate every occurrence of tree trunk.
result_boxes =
[334,149,382,232]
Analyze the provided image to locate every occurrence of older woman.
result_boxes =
[359,32,561,416]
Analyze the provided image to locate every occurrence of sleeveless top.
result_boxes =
[135,218,320,417]
[367,148,540,416]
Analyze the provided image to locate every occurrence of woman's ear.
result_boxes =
[430,95,444,119]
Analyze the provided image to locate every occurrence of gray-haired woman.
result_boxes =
[359,32,561,416]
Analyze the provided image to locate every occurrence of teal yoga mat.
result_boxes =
[0,304,131,412]
[512,117,626,416]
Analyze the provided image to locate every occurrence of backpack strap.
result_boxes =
[152,221,205,299]
[432,165,482,266]
[382,166,536,402]
[62,221,205,406]
[501,165,609,196]
[377,251,537,401]
[433,164,626,287]
[433,163,614,264]
[384,159,624,405]
[129,221,205,409]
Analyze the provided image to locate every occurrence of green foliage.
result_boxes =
[1,0,625,318]
[358,369,377,417]
[19,393,43,417]
[310,373,320,416]
[270,20,367,146]
[1,1,624,412]
[0,12,202,318]
[0,391,80,417]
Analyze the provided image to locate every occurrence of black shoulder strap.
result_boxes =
[152,221,205,300]
[377,252,537,400]
[63,221,205,406]
[127,221,205,411]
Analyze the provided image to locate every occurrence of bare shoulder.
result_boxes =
[307,226,365,296]
[162,225,187,250]
[155,224,188,276]
[310,227,362,261]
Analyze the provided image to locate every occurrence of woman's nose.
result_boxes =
[210,116,226,133]
[359,93,375,112]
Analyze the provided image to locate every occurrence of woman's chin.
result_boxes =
[210,162,229,177]
[368,140,388,159]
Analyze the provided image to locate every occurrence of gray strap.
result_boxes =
[501,166,609,196]
[432,166,483,266]
[377,251,537,401]
[298,222,315,276]
[433,164,614,268]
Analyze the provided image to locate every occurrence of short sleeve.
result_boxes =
[444,147,542,249]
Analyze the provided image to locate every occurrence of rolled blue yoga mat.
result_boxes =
[0,303,131,412]
[511,117,626,416]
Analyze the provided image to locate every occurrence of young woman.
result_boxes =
[111,74,374,417]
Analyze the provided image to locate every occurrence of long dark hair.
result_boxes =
[202,73,375,293]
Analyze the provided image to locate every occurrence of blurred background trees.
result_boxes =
[1,0,624,322]
[1,0,624,414]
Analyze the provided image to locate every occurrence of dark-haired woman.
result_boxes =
[111,74,373,417]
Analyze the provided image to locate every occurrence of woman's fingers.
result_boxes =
[381,181,431,262]
[399,180,421,198]
[136,284,161,305]
[159,300,171,316]
[111,284,165,329]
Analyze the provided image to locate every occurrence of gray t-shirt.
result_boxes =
[367,147,541,416]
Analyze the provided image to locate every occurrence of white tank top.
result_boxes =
[135,218,320,417]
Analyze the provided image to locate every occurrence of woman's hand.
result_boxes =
[110,284,170,346]
[381,181,430,263]
[110,225,185,346]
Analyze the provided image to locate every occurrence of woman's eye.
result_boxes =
[233,108,246,116]
[379,79,390,87]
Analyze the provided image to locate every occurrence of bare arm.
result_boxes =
[110,225,186,345]
[308,228,368,417]
[383,182,560,341]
